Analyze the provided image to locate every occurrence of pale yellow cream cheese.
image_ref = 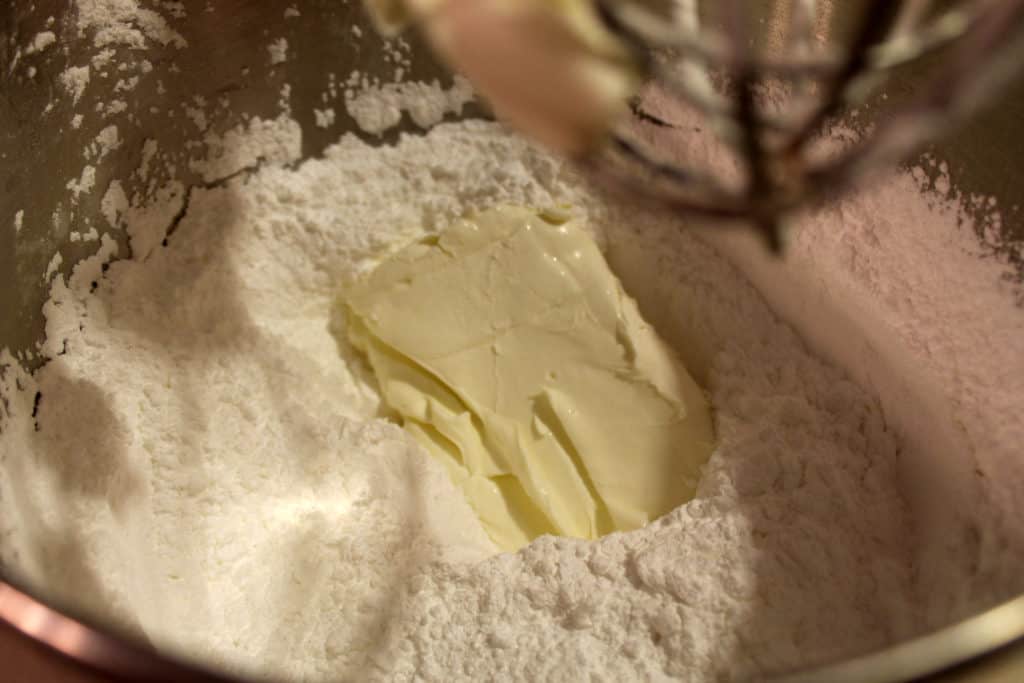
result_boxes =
[344,206,714,551]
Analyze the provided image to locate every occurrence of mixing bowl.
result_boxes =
[1,1,1023,680]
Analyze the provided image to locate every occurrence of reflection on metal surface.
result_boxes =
[0,580,234,681]
[778,595,1024,683]
[0,0,475,369]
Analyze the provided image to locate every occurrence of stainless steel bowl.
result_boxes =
[1,1,1022,680]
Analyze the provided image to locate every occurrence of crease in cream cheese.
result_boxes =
[344,206,714,551]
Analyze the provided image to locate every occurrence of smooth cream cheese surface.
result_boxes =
[344,206,714,550]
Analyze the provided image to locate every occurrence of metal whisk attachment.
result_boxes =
[367,0,1024,250]
[593,0,1024,249]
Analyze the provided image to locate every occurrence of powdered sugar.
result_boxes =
[25,31,57,55]
[314,108,336,129]
[65,165,96,201]
[75,0,187,49]
[2,115,951,681]
[358,147,923,680]
[59,66,91,104]
[718,162,1024,628]
[3,9,1024,681]
[267,37,289,66]
[188,115,302,183]
[345,75,475,134]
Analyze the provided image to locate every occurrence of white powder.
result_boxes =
[9,114,1001,681]
[42,252,63,282]
[719,165,1024,628]
[75,0,187,49]
[101,179,129,229]
[188,115,301,182]
[268,37,289,65]
[138,139,159,182]
[13,209,23,234]
[314,107,336,129]
[25,31,57,54]
[279,83,293,114]
[65,165,96,201]
[85,125,122,162]
[60,66,90,104]
[184,105,209,132]
[91,48,116,69]
[4,20,1024,680]
[122,181,184,261]
[98,99,128,117]
[345,75,475,134]
[630,84,1024,631]
[114,75,140,93]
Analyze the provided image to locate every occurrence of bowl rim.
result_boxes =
[0,578,234,682]
[3,573,1024,682]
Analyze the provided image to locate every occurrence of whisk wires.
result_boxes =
[587,0,1024,250]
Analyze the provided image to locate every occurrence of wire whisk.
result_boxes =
[366,0,1024,250]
